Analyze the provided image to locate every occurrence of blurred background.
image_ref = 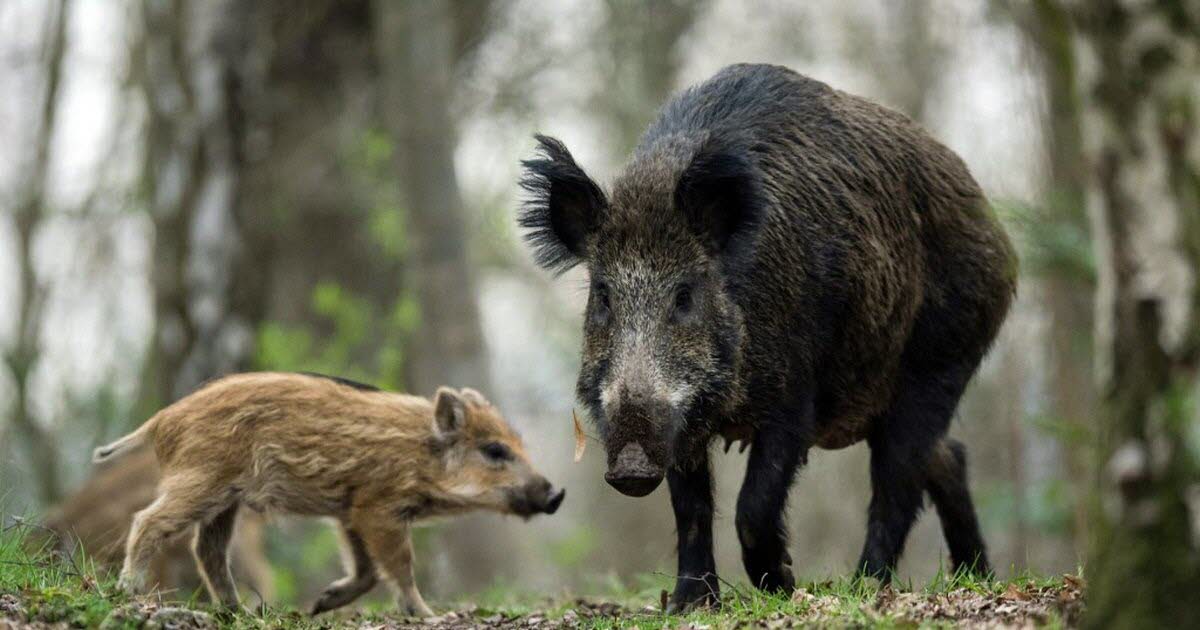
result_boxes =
[0,0,1153,609]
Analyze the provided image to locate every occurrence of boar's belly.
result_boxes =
[813,416,870,450]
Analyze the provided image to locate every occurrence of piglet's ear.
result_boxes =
[674,134,765,261]
[519,134,607,274]
[459,387,489,407]
[433,387,466,438]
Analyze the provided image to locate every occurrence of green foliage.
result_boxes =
[994,198,1094,282]
[347,129,409,262]
[254,282,417,391]
[547,525,598,569]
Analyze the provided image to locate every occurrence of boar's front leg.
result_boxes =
[736,411,811,593]
[666,453,719,612]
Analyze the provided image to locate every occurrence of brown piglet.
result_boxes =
[93,372,565,616]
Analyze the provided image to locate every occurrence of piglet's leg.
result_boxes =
[357,517,433,617]
[311,524,377,615]
[192,503,241,609]
[121,474,229,595]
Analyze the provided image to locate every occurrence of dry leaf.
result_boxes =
[1001,583,1031,601]
[573,409,587,463]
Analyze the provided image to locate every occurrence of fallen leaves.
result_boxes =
[0,576,1089,629]
[572,409,586,463]
[1001,583,1031,601]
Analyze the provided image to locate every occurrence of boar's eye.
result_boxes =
[672,283,695,318]
[480,442,512,462]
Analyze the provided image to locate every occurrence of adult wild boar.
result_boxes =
[519,64,1016,610]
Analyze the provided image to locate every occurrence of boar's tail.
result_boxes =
[92,418,157,463]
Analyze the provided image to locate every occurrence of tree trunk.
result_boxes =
[597,0,707,154]
[3,0,70,506]
[373,1,491,399]
[1008,0,1097,558]
[372,0,499,593]
[1071,1,1200,627]
[134,0,283,409]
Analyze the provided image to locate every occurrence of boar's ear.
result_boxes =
[433,387,466,438]
[519,134,607,274]
[674,135,765,263]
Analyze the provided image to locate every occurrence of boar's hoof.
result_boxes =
[667,575,721,613]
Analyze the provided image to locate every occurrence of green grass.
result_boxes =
[0,517,321,629]
[1,519,1078,628]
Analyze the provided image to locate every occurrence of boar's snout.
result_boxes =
[604,442,665,497]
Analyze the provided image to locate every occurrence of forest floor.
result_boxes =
[2,521,1084,629]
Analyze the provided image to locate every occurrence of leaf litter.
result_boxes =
[0,577,1085,629]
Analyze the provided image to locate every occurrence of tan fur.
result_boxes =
[43,444,274,602]
[97,372,555,616]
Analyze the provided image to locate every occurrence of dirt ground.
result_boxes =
[0,577,1085,629]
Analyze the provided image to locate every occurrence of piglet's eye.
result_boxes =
[480,442,512,462]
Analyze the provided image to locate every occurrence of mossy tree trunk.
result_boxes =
[1071,1,1200,627]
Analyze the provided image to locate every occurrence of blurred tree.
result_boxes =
[1067,1,1200,627]
[373,0,492,399]
[999,0,1097,558]
[595,0,709,154]
[2,0,70,505]
[134,0,270,408]
[239,1,403,340]
[372,0,501,593]
[842,0,948,124]
[135,0,401,410]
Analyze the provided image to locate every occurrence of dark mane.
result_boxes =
[298,372,381,392]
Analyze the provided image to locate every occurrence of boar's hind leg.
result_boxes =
[666,454,719,612]
[310,525,378,615]
[856,365,977,582]
[192,502,241,608]
[926,438,991,576]
[736,412,811,594]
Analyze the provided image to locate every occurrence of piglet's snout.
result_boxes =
[543,487,566,514]
[512,478,565,516]
[531,477,566,514]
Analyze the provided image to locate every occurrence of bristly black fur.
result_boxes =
[518,134,607,275]
[516,63,1016,611]
[299,372,381,392]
